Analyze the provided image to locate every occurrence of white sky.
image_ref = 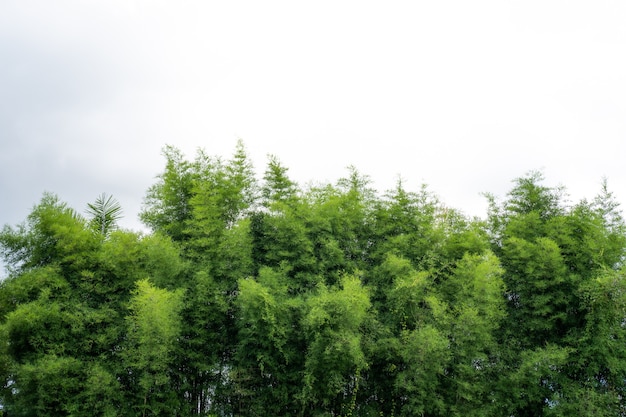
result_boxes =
[1,0,626,234]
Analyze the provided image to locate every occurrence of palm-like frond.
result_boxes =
[86,193,123,236]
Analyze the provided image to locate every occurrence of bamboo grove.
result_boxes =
[1,141,626,416]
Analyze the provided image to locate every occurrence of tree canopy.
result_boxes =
[1,145,625,416]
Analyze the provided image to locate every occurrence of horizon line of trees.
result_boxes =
[1,141,626,416]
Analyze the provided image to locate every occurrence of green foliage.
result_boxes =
[124,279,185,416]
[141,145,195,241]
[487,170,626,416]
[11,355,84,417]
[231,269,304,416]
[301,274,370,415]
[85,193,123,237]
[2,150,626,416]
[0,194,186,416]
[504,344,571,415]
[396,324,451,416]
[0,193,98,274]
[262,154,298,206]
[371,181,440,267]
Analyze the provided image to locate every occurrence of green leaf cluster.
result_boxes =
[1,149,626,417]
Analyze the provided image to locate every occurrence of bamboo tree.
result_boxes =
[124,279,185,417]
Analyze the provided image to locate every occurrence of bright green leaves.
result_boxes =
[443,252,505,356]
[385,251,505,336]
[384,251,506,416]
[504,170,564,220]
[448,252,504,319]
[0,193,189,416]
[9,356,122,417]
[135,233,185,289]
[235,270,373,416]
[303,274,370,336]
[0,193,98,274]
[125,279,185,376]
[124,279,185,416]
[4,151,626,416]
[262,154,298,206]
[222,139,257,225]
[237,270,292,365]
[503,236,570,344]
[386,255,432,329]
[239,278,281,339]
[11,357,122,417]
[0,266,68,317]
[140,145,194,241]
[76,364,122,417]
[233,270,299,415]
[301,274,370,413]
[233,271,373,416]
[214,217,254,284]
[12,355,83,417]
[372,182,440,267]
[438,254,505,416]
[1,296,125,416]
[487,171,626,415]
[142,142,258,281]
[189,140,256,232]
[397,325,451,416]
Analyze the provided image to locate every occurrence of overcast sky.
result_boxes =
[2,0,626,236]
